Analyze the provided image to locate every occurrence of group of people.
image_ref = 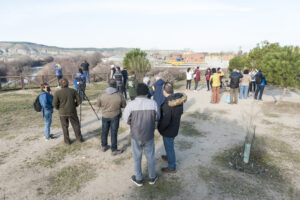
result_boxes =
[185,67,267,104]
[97,75,187,186]
[38,66,187,186]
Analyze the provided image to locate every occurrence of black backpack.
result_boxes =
[33,95,42,112]
[255,74,263,84]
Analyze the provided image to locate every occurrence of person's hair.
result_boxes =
[60,78,69,88]
[108,79,117,88]
[258,69,262,72]
[163,82,174,95]
[130,71,135,75]
[211,68,216,74]
[244,69,249,74]
[116,66,120,71]
[187,68,191,72]
[143,77,150,85]
[136,83,149,96]
[78,68,83,74]
[217,67,220,70]
[40,82,48,91]
[155,76,161,81]
[197,66,199,69]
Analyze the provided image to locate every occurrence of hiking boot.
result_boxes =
[161,155,168,161]
[161,167,176,173]
[111,149,123,156]
[101,145,110,152]
[131,176,143,187]
[78,138,85,143]
[149,176,158,185]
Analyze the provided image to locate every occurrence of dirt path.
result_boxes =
[0,84,299,200]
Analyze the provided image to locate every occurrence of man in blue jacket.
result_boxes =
[54,64,63,87]
[254,70,267,100]
[39,83,55,140]
[149,76,165,107]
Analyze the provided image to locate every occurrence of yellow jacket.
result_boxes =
[209,72,224,87]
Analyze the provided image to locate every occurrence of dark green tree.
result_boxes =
[228,55,247,72]
[123,49,151,80]
[262,46,300,102]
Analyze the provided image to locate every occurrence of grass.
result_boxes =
[84,82,107,100]
[262,101,300,115]
[180,121,207,137]
[0,152,9,165]
[47,163,96,197]
[211,135,300,199]
[198,165,270,199]
[264,113,280,118]
[118,126,128,135]
[175,140,193,151]
[187,111,212,121]
[24,135,41,142]
[113,154,131,165]
[27,142,93,168]
[213,109,228,115]
[135,176,183,200]
[6,135,16,140]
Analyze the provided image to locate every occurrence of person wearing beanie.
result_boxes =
[122,83,160,187]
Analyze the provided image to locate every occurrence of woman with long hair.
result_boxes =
[186,68,193,90]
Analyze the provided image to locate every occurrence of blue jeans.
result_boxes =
[43,109,52,138]
[101,115,120,151]
[163,136,176,169]
[239,85,249,99]
[83,70,90,83]
[255,85,265,100]
[131,138,156,181]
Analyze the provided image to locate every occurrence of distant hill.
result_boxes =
[0,41,133,58]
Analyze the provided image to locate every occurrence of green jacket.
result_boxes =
[126,76,139,98]
[53,87,81,116]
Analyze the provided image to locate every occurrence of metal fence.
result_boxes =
[0,73,108,90]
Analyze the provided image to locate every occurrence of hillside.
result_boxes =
[0,42,132,58]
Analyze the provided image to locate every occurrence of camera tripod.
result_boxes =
[77,89,100,126]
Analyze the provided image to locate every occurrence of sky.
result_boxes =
[0,0,300,52]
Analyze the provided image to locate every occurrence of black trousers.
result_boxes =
[60,115,83,144]
[186,80,191,90]
[206,80,210,90]
[249,81,256,92]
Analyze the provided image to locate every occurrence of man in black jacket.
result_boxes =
[158,83,187,173]
[81,60,90,83]
[121,67,128,100]
[229,69,243,104]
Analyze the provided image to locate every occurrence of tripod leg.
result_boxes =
[83,91,100,120]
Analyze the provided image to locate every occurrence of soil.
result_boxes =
[0,83,299,200]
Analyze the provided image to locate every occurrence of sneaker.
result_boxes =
[161,155,168,161]
[131,175,143,187]
[101,145,110,152]
[111,149,123,156]
[149,176,158,185]
[161,167,176,173]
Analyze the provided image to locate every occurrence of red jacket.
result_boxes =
[194,69,201,82]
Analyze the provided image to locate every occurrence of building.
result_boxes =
[167,53,183,61]
[183,53,205,64]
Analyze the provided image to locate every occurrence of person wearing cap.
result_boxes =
[122,83,160,187]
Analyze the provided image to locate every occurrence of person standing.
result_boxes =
[39,83,55,140]
[149,76,166,107]
[127,71,139,100]
[249,68,257,93]
[53,78,83,144]
[121,67,128,100]
[254,70,267,100]
[54,64,63,87]
[217,67,224,88]
[229,69,243,104]
[123,83,160,186]
[205,68,211,91]
[186,68,193,90]
[158,83,186,173]
[110,65,116,79]
[73,68,86,91]
[97,79,126,155]
[193,67,201,91]
[239,69,251,100]
[113,66,124,93]
[81,60,90,83]
[209,68,224,104]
